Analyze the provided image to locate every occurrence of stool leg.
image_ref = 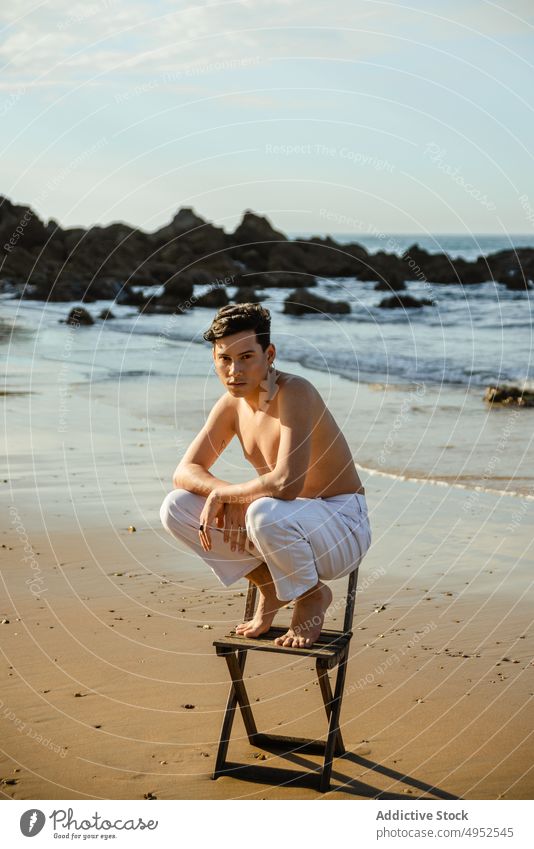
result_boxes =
[213,648,250,778]
[316,659,345,756]
[319,651,348,793]
[224,649,258,743]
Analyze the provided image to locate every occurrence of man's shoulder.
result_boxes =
[209,392,237,424]
[278,372,319,403]
[280,371,317,393]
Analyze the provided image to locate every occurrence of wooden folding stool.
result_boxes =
[212,567,358,792]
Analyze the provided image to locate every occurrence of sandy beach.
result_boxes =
[1,307,533,800]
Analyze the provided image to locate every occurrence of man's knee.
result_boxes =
[159,488,198,534]
[246,496,283,538]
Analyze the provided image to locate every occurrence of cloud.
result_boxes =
[0,0,532,89]
[0,0,393,86]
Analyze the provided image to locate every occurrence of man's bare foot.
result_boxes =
[274,581,333,648]
[235,562,287,638]
[235,590,287,638]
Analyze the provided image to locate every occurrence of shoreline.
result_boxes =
[2,299,533,499]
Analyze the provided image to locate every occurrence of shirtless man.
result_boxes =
[160,303,371,647]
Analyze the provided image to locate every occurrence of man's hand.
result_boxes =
[222,500,256,553]
[199,491,255,554]
[198,492,223,552]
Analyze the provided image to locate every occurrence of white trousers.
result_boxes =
[159,489,372,602]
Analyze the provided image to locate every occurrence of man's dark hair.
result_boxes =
[202,303,271,351]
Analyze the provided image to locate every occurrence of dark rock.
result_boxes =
[374,271,406,291]
[283,289,350,315]
[378,293,433,309]
[157,207,206,236]
[137,297,184,315]
[86,277,124,300]
[401,246,490,285]
[232,286,267,303]
[234,270,315,289]
[146,261,178,284]
[228,211,287,254]
[235,248,268,271]
[359,252,408,285]
[484,385,534,407]
[268,240,365,278]
[193,286,230,308]
[494,268,532,290]
[116,286,148,307]
[0,196,49,251]
[454,258,489,285]
[20,273,88,302]
[139,273,197,313]
[2,246,43,284]
[163,272,203,296]
[63,222,153,280]
[486,249,534,289]
[99,308,115,320]
[65,307,94,326]
[152,207,227,259]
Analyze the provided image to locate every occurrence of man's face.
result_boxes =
[212,330,274,396]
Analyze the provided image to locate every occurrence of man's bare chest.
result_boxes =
[235,409,280,470]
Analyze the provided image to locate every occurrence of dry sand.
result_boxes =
[1,355,533,800]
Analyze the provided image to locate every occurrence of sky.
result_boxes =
[1,0,534,236]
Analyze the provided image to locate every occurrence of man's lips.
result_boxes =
[228,382,245,386]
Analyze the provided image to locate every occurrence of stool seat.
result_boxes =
[214,627,352,668]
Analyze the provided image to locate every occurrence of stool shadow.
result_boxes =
[219,745,459,799]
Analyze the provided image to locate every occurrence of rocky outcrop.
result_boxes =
[378,293,434,309]
[233,270,316,289]
[374,271,406,291]
[283,289,351,315]
[485,251,534,290]
[99,308,115,320]
[2,195,533,308]
[267,238,367,278]
[63,306,94,326]
[484,385,534,407]
[233,287,266,303]
[400,244,491,285]
[152,207,227,262]
[193,286,229,308]
[227,211,287,255]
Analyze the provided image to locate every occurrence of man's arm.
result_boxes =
[172,395,236,497]
[212,379,314,505]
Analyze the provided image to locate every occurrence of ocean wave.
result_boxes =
[358,464,534,500]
